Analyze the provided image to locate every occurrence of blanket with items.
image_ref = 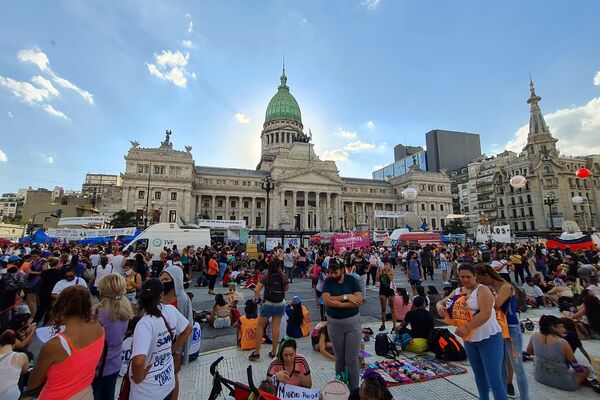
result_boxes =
[361,355,467,386]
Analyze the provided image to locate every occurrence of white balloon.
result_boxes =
[402,187,418,200]
[509,175,527,188]
[571,196,587,205]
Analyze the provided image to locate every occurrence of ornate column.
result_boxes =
[225,196,230,220]
[238,196,243,221]
[362,203,366,225]
[304,192,309,231]
[315,192,321,230]
[211,195,215,219]
[292,191,297,229]
[251,197,256,228]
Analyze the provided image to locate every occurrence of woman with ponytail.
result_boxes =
[92,273,133,400]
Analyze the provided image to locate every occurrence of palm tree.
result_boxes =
[110,210,138,228]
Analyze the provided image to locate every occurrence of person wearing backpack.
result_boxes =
[249,260,289,361]
[322,258,362,391]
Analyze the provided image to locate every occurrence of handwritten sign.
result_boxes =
[277,383,320,400]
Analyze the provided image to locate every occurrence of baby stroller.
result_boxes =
[209,356,280,400]
[520,318,535,333]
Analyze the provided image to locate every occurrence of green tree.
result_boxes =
[444,219,467,235]
[110,210,138,228]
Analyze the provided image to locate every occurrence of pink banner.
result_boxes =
[333,231,371,253]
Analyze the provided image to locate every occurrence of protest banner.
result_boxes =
[475,224,511,243]
[374,210,402,218]
[57,216,105,226]
[197,219,246,229]
[373,231,389,242]
[333,231,370,252]
[47,227,136,240]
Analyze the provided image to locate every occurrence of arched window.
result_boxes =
[543,165,552,175]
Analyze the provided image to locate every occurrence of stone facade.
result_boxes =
[454,81,600,234]
[120,70,453,232]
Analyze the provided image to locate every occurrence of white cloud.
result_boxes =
[367,120,375,129]
[372,164,385,171]
[17,48,94,105]
[0,149,7,162]
[7,112,14,118]
[334,129,357,139]
[17,49,50,72]
[188,21,193,33]
[147,50,191,88]
[322,149,349,161]
[234,113,250,124]
[32,76,59,97]
[343,140,376,152]
[185,13,191,18]
[43,104,70,120]
[0,76,50,104]
[181,40,194,48]
[361,0,381,10]
[51,76,94,104]
[37,153,55,164]
[505,96,600,155]
[594,71,600,86]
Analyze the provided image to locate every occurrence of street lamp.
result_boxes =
[339,216,344,232]
[544,191,557,231]
[261,175,275,234]
[328,216,332,231]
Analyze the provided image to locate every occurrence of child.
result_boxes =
[561,318,592,365]
[413,285,430,311]
[393,287,412,323]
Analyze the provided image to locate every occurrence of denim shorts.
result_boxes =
[259,301,285,318]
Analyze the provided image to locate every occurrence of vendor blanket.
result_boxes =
[361,355,467,386]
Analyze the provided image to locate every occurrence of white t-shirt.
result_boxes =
[522,283,543,298]
[129,305,188,400]
[112,255,125,275]
[89,254,101,267]
[165,260,183,269]
[52,278,87,295]
[120,336,133,376]
[94,264,114,285]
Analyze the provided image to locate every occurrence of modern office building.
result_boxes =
[372,146,427,180]
[425,129,481,172]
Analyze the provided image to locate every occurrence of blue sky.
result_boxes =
[1,1,600,194]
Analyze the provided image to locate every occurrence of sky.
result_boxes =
[1,1,600,194]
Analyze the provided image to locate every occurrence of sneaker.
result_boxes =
[248,352,260,361]
[507,384,515,396]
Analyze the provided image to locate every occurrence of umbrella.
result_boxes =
[0,238,13,245]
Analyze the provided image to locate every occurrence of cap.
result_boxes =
[141,278,163,297]
[292,295,301,304]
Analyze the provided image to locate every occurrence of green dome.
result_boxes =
[265,70,302,124]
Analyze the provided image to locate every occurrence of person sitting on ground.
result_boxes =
[427,286,443,318]
[266,337,312,389]
[546,278,575,306]
[522,277,547,308]
[285,296,310,338]
[244,266,263,290]
[563,289,600,339]
[311,321,335,361]
[205,294,232,329]
[412,285,430,311]
[393,287,412,323]
[561,318,593,365]
[394,296,434,339]
[526,315,589,391]
[348,368,393,400]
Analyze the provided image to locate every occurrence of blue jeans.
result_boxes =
[92,372,119,400]
[503,324,530,400]
[464,332,508,400]
[218,262,228,281]
[535,262,547,278]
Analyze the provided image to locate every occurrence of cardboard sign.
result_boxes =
[277,383,320,399]
[475,224,511,243]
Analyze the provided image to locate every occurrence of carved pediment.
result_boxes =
[278,169,343,185]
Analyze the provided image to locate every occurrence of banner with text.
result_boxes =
[197,219,246,229]
[57,216,106,226]
[475,224,511,243]
[277,383,320,400]
[333,231,371,252]
[373,231,389,242]
[47,227,137,240]
[374,210,402,219]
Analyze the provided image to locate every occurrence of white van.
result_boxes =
[123,223,211,259]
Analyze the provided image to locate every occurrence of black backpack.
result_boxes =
[428,328,466,361]
[375,333,399,359]
[264,272,285,303]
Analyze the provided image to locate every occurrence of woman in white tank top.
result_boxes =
[0,330,29,400]
[436,263,507,400]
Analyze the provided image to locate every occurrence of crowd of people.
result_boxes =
[1,238,600,399]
